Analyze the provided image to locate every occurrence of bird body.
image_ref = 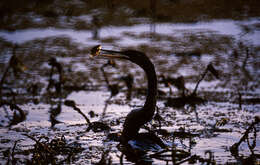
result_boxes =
[117,50,157,143]
[91,47,161,146]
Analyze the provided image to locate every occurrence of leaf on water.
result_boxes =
[216,118,229,127]
[64,100,76,108]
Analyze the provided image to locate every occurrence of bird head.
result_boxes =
[90,45,151,70]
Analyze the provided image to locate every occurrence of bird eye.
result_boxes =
[90,45,102,58]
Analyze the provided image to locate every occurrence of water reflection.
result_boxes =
[1,19,259,47]
[49,99,62,127]
[92,16,100,40]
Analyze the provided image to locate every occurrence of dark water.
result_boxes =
[0,0,260,164]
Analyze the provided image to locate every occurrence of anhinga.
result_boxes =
[91,45,164,147]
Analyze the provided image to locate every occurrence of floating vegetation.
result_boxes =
[23,134,83,164]
[164,63,219,108]
[230,116,259,157]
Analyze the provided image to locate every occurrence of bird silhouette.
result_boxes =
[91,46,165,149]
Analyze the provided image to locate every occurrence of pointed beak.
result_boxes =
[90,45,129,60]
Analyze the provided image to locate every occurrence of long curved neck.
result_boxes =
[143,59,157,113]
[120,51,158,143]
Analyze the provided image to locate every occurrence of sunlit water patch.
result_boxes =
[0,19,259,46]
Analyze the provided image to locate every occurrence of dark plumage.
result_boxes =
[91,47,162,146]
